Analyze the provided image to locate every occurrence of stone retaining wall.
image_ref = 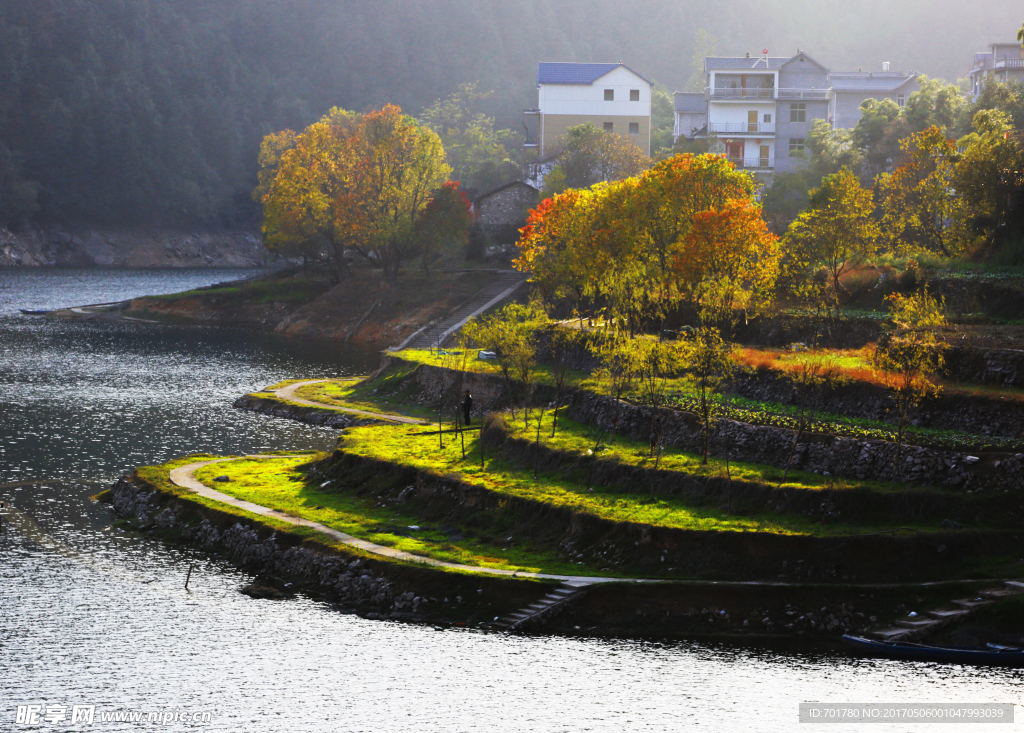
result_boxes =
[483,416,1021,527]
[730,369,1024,439]
[107,473,539,623]
[568,390,1024,492]
[318,449,1017,583]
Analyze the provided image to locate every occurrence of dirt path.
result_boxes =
[272,379,429,425]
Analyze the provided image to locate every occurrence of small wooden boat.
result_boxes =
[841,634,1024,666]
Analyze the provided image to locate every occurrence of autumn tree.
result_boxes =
[516,153,776,330]
[631,153,757,321]
[783,167,880,317]
[872,288,947,456]
[260,105,454,281]
[673,198,781,328]
[875,125,968,258]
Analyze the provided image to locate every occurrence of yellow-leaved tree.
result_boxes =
[260,105,452,281]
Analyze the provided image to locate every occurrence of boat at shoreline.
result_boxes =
[841,634,1024,666]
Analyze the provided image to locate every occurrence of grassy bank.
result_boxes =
[339,421,952,538]
[144,453,612,577]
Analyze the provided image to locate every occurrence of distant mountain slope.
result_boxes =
[0,0,1017,231]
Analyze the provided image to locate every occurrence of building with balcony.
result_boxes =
[969,42,1024,99]
[523,62,652,158]
[674,51,918,176]
[829,69,918,129]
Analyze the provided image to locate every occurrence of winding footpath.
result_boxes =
[271,379,429,425]
[169,454,612,587]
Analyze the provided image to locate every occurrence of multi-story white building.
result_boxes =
[674,51,918,175]
[524,62,652,157]
[969,42,1024,99]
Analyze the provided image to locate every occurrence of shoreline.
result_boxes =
[100,357,1024,646]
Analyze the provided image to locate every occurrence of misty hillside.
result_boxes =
[0,0,1019,229]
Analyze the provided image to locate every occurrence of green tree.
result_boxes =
[905,76,969,136]
[551,123,651,191]
[781,355,839,480]
[872,289,947,456]
[971,80,1024,129]
[875,126,967,257]
[461,301,546,424]
[681,327,734,465]
[783,167,880,317]
[650,87,676,157]
[954,109,1024,259]
[762,119,862,230]
[415,181,473,272]
[419,83,521,193]
[852,98,909,178]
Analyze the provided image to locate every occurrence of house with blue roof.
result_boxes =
[524,62,652,157]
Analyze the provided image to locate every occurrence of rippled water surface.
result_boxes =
[1,268,1021,732]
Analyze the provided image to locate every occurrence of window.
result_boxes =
[628,122,639,134]
[788,138,806,155]
[629,89,640,101]
[764,113,772,123]
[790,103,807,123]
[603,121,614,132]
[604,89,614,101]
[897,94,906,107]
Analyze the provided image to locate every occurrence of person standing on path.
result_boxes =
[461,390,473,426]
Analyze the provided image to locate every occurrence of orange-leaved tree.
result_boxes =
[515,153,768,329]
[672,198,782,327]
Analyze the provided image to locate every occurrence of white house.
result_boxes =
[524,62,653,156]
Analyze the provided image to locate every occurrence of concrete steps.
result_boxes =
[855,579,1024,643]
[491,582,589,632]
[399,271,525,351]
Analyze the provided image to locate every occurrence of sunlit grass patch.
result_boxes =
[292,376,435,420]
[190,455,602,576]
[502,410,921,495]
[340,423,944,538]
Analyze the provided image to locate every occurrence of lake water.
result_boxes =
[0,268,1020,732]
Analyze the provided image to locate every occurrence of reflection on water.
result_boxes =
[1,268,1021,732]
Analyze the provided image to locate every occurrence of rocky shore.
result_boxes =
[0,225,269,267]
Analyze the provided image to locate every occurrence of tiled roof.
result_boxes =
[829,72,917,91]
[674,92,706,112]
[705,56,789,71]
[537,62,623,85]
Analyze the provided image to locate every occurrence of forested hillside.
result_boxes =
[0,0,1018,230]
